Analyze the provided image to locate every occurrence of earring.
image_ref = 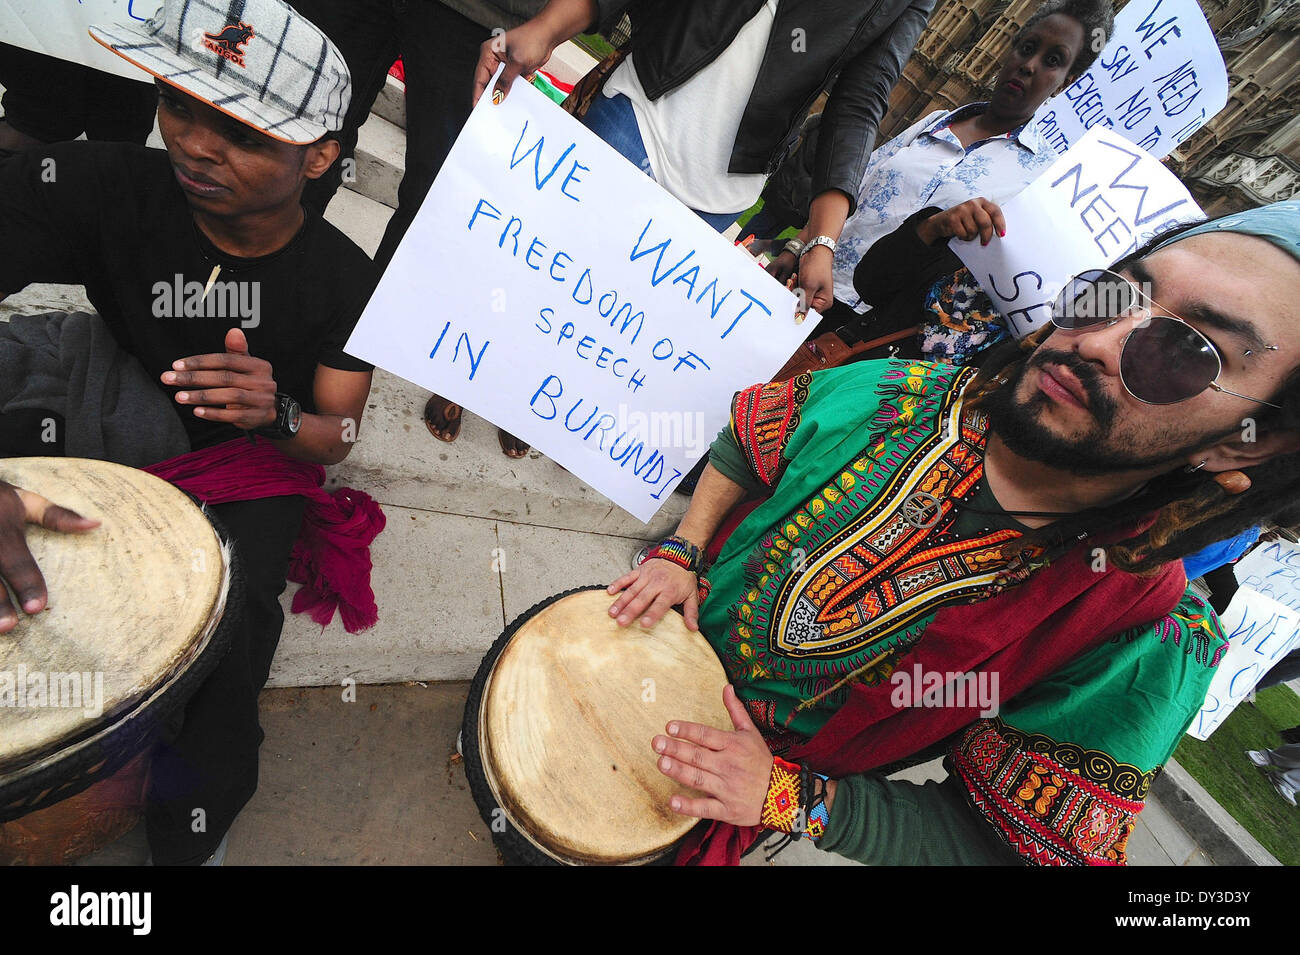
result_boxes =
[1186,459,1208,474]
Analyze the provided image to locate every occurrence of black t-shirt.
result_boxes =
[0,141,376,448]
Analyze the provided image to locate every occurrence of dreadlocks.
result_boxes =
[963,218,1300,576]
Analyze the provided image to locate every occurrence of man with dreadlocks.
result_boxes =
[607,199,1300,865]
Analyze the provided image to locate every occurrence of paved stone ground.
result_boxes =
[73,683,1214,867]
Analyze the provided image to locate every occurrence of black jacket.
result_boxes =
[592,0,936,216]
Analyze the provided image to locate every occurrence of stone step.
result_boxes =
[347,110,405,210]
[323,368,688,539]
[322,184,392,258]
[544,40,601,87]
[269,501,657,687]
[371,73,407,130]
[268,367,688,686]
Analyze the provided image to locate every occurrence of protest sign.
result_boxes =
[1234,539,1300,613]
[950,124,1202,337]
[0,1,161,80]
[346,72,812,523]
[1032,0,1228,160]
[1190,587,1300,740]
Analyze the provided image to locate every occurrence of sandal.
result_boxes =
[498,428,530,459]
[423,394,462,442]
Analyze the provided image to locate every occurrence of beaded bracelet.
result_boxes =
[760,757,804,833]
[804,771,830,843]
[645,535,703,576]
[760,757,831,856]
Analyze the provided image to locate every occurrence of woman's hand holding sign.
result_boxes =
[472,0,600,106]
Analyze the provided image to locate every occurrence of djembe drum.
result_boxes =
[0,458,240,865]
[462,586,732,865]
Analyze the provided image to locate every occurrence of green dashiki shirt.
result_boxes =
[703,359,1031,737]
[701,359,1226,865]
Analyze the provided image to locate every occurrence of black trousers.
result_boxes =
[293,0,490,269]
[145,494,306,865]
[0,43,157,144]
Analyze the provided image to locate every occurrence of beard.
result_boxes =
[981,347,1224,475]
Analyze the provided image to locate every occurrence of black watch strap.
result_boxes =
[253,393,301,440]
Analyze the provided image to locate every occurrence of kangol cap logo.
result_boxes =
[202,20,255,68]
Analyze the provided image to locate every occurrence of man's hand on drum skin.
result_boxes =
[162,327,278,430]
[654,686,838,827]
[607,558,700,630]
[0,481,100,633]
[916,197,1007,247]
[653,685,767,825]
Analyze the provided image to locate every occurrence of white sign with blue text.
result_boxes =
[1032,0,1228,160]
[0,1,162,80]
[346,73,811,523]
[1233,539,1300,614]
[950,124,1203,338]
[1190,586,1300,740]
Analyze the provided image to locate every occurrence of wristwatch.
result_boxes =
[800,235,837,257]
[254,393,302,440]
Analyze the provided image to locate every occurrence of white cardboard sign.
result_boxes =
[1190,587,1300,740]
[1234,539,1300,614]
[346,72,812,523]
[950,125,1203,337]
[0,1,162,81]
[1032,0,1228,160]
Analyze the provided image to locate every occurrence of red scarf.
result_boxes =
[145,438,386,633]
[676,519,1186,865]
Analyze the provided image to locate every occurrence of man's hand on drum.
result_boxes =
[0,481,99,633]
[652,685,775,826]
[162,327,278,430]
[607,557,700,631]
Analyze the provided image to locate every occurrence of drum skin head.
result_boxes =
[0,458,224,771]
[481,589,732,864]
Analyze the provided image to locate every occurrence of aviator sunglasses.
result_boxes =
[1048,268,1282,408]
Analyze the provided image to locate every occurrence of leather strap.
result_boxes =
[772,325,920,381]
[560,45,629,120]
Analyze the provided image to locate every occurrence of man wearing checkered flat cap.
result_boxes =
[0,0,384,864]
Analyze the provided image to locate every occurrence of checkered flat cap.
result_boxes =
[90,0,351,144]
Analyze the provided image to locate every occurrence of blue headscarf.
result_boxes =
[1151,198,1300,263]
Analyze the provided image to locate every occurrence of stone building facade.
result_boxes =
[877,0,1299,212]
